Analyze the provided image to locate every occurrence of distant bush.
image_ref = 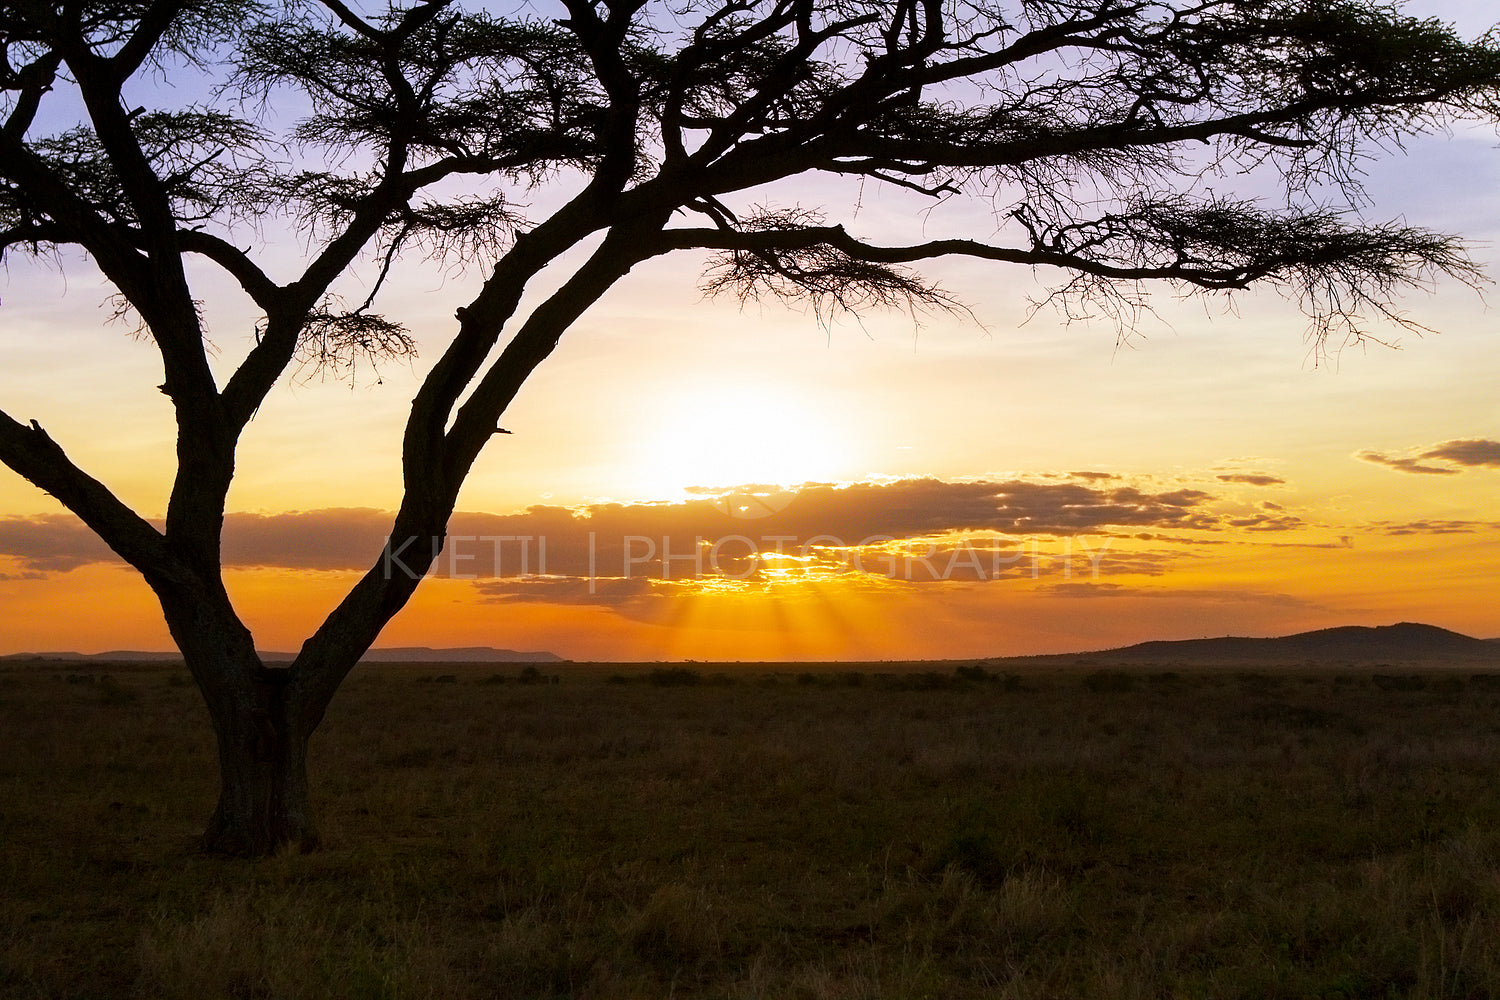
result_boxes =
[1082,670,1135,693]
[96,674,138,706]
[953,664,1023,690]
[1430,675,1464,695]
[882,671,958,691]
[1372,674,1427,692]
[648,667,702,687]
[1246,702,1365,735]
[1235,671,1281,692]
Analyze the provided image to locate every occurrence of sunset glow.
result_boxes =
[624,384,850,499]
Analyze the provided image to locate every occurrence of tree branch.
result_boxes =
[0,409,188,587]
[654,199,1482,345]
[110,0,191,81]
[1,50,62,140]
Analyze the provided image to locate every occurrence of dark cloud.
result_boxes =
[1373,520,1499,537]
[221,508,399,570]
[1216,473,1286,486]
[0,515,118,571]
[0,509,398,573]
[1421,439,1500,469]
[1039,583,1321,608]
[1224,512,1305,532]
[0,477,1282,590]
[1358,439,1500,475]
[1120,532,1231,546]
[1355,451,1461,475]
[397,479,1232,585]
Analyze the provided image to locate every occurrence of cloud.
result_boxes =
[0,515,119,571]
[221,508,401,570]
[1038,583,1321,608]
[0,477,1289,593]
[1223,512,1306,532]
[1372,520,1500,537]
[1216,473,1286,486]
[1358,438,1500,475]
[1355,451,1461,475]
[1120,532,1231,546]
[1421,439,1500,469]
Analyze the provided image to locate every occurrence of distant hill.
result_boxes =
[2,623,1492,667]
[0,647,564,664]
[1065,622,1497,665]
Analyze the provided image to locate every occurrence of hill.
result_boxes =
[1060,622,1496,665]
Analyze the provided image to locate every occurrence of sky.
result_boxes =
[1,0,1498,661]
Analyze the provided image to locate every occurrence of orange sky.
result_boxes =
[2,2,1499,660]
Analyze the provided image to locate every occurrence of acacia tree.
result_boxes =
[1,0,1497,854]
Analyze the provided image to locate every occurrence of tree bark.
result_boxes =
[197,666,318,855]
[164,604,321,856]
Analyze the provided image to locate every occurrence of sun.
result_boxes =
[625,383,849,498]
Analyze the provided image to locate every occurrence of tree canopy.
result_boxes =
[2,0,1498,853]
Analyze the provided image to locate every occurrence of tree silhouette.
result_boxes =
[1,0,1497,854]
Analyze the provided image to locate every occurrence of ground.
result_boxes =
[3,659,1500,998]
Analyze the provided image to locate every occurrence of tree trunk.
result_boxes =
[198,666,319,855]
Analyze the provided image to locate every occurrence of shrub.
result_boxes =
[1083,670,1135,693]
[96,674,138,705]
[1372,674,1427,692]
[648,667,701,687]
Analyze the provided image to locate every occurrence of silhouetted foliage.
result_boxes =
[1083,669,1136,693]
[649,667,704,686]
[2,0,1499,854]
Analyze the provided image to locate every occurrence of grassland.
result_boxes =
[5,660,1500,998]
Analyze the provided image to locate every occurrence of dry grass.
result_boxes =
[4,661,1500,997]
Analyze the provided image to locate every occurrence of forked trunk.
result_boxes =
[199,669,318,855]
[169,522,434,855]
[174,615,322,856]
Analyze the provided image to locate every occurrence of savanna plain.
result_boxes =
[5,657,1500,999]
